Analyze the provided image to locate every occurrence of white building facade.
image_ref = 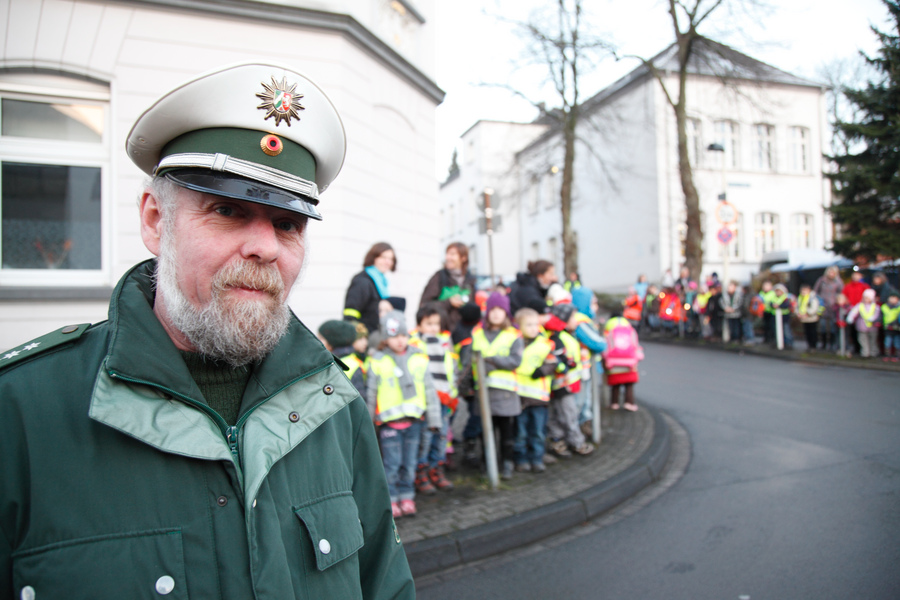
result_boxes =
[441,41,832,293]
[0,0,443,351]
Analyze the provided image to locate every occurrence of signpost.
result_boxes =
[715,201,737,343]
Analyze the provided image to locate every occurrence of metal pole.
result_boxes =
[474,350,499,489]
[484,189,496,288]
[590,355,602,445]
[775,308,784,350]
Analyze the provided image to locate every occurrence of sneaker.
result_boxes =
[399,499,416,516]
[501,460,515,480]
[623,403,639,412]
[428,464,454,491]
[573,443,594,456]
[515,462,532,473]
[610,403,620,410]
[391,502,403,518]
[542,453,558,465]
[532,460,546,473]
[549,440,572,458]
[415,466,437,495]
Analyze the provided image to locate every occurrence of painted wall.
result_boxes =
[0,0,441,350]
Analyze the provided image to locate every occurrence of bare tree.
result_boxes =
[495,0,614,277]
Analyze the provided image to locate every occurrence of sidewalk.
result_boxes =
[641,331,900,372]
[401,404,672,577]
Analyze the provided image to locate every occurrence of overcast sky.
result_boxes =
[433,0,892,180]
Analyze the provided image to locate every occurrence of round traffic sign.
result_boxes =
[716,201,738,225]
[717,226,734,244]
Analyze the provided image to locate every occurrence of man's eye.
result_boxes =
[276,220,299,232]
[215,205,235,217]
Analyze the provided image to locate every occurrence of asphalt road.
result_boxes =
[416,343,900,599]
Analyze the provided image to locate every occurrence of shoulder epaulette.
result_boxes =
[0,323,91,372]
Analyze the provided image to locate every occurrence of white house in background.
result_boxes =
[439,119,549,285]
[440,39,832,293]
[0,0,443,351]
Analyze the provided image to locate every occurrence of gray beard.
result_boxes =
[155,238,291,368]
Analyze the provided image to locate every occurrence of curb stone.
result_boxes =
[404,405,672,577]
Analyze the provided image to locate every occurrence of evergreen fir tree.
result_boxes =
[829,0,900,263]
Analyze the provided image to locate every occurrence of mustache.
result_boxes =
[213,261,285,298]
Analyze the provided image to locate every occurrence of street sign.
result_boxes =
[715,201,738,225]
[478,214,502,234]
[717,226,734,244]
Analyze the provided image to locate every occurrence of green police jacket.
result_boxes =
[0,260,414,600]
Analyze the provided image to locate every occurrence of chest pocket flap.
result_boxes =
[294,493,364,571]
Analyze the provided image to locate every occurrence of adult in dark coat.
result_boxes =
[343,242,396,334]
[509,260,558,314]
[419,242,476,332]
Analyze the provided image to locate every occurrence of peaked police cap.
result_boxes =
[126,62,347,220]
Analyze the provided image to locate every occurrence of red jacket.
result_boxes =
[843,281,870,306]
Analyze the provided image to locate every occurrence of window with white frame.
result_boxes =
[791,213,814,249]
[788,126,810,173]
[548,237,559,266]
[751,123,775,171]
[712,120,740,169]
[754,212,779,256]
[717,213,742,260]
[1,72,109,287]
[687,117,702,168]
[528,176,540,214]
[543,172,556,208]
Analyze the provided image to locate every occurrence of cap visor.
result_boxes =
[164,169,322,220]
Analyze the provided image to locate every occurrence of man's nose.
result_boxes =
[240,216,281,262]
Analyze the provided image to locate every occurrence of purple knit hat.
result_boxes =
[484,292,511,320]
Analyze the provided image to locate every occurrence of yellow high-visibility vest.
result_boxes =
[515,335,554,402]
[471,326,520,393]
[369,352,430,424]
[552,330,582,391]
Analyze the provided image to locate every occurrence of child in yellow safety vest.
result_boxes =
[512,308,558,473]
[409,304,459,494]
[471,292,523,480]
[847,288,881,358]
[543,302,594,458]
[366,310,442,518]
[882,291,900,362]
[317,320,367,399]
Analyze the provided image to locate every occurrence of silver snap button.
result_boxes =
[323,384,334,395]
[319,539,331,554]
[61,325,79,334]
[21,586,35,600]
[288,411,300,423]
[155,575,175,595]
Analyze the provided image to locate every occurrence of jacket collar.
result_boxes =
[104,260,334,406]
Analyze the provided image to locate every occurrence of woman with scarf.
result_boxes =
[419,242,477,332]
[344,242,397,335]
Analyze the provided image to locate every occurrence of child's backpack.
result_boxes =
[607,323,637,360]
[749,294,765,318]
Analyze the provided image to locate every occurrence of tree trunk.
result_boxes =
[561,106,579,277]
[674,57,703,280]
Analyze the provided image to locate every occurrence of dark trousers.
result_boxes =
[803,322,818,350]
[611,383,635,406]
[492,415,518,462]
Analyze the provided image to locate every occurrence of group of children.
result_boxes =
[317,286,645,519]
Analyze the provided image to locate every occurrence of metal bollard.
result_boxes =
[775,308,784,350]
[590,356,602,445]
[474,351,499,490]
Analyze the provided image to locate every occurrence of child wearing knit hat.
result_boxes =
[472,292,524,479]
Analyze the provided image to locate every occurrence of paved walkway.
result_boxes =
[401,405,670,576]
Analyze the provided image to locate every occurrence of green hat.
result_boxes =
[318,320,357,348]
[126,62,346,220]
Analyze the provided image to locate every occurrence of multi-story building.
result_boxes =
[441,39,832,292]
[0,0,443,351]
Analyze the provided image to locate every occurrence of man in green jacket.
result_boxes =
[0,63,414,599]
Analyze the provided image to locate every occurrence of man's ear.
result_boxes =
[139,188,164,256]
